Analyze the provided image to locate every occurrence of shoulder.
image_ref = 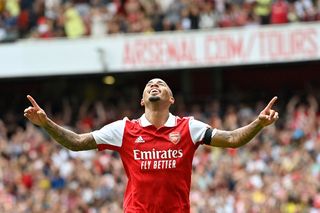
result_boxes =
[175,115,193,121]
[174,116,208,130]
[176,116,197,123]
[188,116,211,129]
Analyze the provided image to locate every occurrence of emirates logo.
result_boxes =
[169,132,181,144]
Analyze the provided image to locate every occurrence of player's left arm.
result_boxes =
[207,97,279,148]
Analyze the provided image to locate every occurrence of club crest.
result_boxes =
[169,132,181,144]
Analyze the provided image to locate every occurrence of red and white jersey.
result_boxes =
[92,113,214,213]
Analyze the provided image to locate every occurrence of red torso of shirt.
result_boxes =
[97,116,202,213]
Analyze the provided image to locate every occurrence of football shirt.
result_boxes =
[92,113,214,213]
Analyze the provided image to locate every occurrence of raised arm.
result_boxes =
[24,95,97,151]
[208,97,279,148]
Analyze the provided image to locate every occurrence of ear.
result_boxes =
[170,97,175,105]
[140,98,145,106]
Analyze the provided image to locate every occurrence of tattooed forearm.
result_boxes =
[43,118,96,151]
[210,119,264,148]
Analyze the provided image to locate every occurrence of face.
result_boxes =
[141,78,174,107]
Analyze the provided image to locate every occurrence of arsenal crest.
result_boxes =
[169,132,181,144]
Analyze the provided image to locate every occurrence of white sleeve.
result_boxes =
[91,118,126,148]
[189,117,215,144]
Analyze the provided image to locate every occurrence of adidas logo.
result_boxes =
[135,136,145,143]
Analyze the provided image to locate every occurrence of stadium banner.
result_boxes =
[0,22,320,77]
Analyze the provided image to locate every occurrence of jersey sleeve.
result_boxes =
[91,118,126,151]
[188,117,216,144]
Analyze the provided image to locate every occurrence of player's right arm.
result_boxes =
[24,95,97,151]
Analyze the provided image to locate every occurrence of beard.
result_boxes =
[149,96,160,102]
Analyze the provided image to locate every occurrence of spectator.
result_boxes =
[189,3,200,29]
[90,6,110,37]
[254,0,272,24]
[294,0,317,21]
[178,7,191,30]
[271,0,289,24]
[198,1,219,29]
[63,3,86,38]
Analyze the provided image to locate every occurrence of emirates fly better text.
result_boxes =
[133,148,183,170]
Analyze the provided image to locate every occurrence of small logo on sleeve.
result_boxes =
[135,136,145,143]
[169,132,181,144]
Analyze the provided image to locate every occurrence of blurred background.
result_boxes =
[1,0,320,212]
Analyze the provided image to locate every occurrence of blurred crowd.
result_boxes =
[1,0,320,41]
[0,90,320,213]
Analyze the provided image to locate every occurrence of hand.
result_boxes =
[258,96,279,127]
[24,95,48,127]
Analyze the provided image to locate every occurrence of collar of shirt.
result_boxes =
[139,113,177,127]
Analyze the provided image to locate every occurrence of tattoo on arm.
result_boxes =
[210,119,264,148]
[43,118,97,151]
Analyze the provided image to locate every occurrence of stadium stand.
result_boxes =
[0,0,319,41]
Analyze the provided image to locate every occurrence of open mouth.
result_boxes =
[150,89,160,95]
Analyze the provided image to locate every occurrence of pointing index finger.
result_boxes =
[265,96,278,110]
[27,95,40,109]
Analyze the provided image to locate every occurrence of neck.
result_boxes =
[144,108,170,128]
